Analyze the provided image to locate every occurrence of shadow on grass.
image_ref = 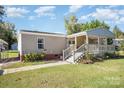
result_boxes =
[0,70,4,75]
[92,55,124,64]
[106,55,124,60]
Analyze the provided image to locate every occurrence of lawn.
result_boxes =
[7,50,19,58]
[1,61,45,69]
[0,58,124,88]
[0,50,19,59]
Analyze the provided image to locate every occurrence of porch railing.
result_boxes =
[63,43,115,63]
[88,44,115,54]
[73,43,87,63]
[63,45,75,61]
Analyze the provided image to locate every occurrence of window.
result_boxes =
[69,41,71,44]
[68,40,75,44]
[72,41,75,44]
[37,38,44,49]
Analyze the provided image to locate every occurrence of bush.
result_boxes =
[83,52,94,64]
[84,52,93,60]
[23,53,46,62]
[104,52,116,59]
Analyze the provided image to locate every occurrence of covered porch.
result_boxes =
[67,29,115,54]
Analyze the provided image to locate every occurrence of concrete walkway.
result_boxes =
[1,61,69,75]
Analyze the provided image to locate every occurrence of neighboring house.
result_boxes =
[0,39,8,51]
[113,39,124,47]
[18,28,115,63]
[113,39,124,50]
[11,43,18,50]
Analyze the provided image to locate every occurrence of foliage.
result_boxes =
[80,19,110,31]
[120,40,124,51]
[23,53,46,62]
[0,22,17,49]
[84,52,93,60]
[112,25,124,39]
[107,38,113,45]
[0,6,17,49]
[0,5,5,22]
[64,15,110,35]
[0,50,18,59]
[104,52,116,59]
[82,52,94,64]
[64,15,81,35]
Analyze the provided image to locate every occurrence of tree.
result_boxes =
[80,19,110,31]
[0,22,17,49]
[0,6,17,49]
[0,5,5,22]
[64,15,110,35]
[120,41,124,51]
[64,15,80,35]
[113,25,124,39]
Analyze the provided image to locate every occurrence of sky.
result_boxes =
[4,5,124,34]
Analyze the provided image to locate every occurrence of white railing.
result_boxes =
[107,45,115,52]
[88,44,115,54]
[63,45,75,61]
[75,43,87,53]
[73,43,87,63]
[63,44,115,62]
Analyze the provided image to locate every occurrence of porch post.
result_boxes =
[86,34,89,44]
[86,35,89,52]
[75,36,77,50]
[105,37,108,52]
[66,38,69,47]
[98,36,100,53]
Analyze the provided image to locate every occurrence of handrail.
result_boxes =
[63,45,75,61]
[73,43,87,63]
[75,43,86,52]
[63,45,74,52]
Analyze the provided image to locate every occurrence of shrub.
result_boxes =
[83,52,94,64]
[23,53,46,62]
[104,52,116,59]
[84,52,93,60]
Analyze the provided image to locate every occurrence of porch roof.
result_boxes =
[67,28,115,38]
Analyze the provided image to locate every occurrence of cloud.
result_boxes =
[69,5,84,13]
[64,5,84,16]
[106,5,118,8]
[88,5,96,9]
[91,8,119,21]
[6,7,29,18]
[116,17,124,24]
[34,6,56,19]
[28,16,35,20]
[79,14,91,21]
[79,8,124,23]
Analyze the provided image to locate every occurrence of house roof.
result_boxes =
[20,28,115,38]
[20,30,66,37]
[67,28,115,38]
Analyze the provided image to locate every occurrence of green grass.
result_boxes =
[0,58,124,88]
[7,50,19,58]
[1,61,45,69]
[116,51,124,56]
[0,50,19,59]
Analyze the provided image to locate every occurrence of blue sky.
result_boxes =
[4,5,124,34]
